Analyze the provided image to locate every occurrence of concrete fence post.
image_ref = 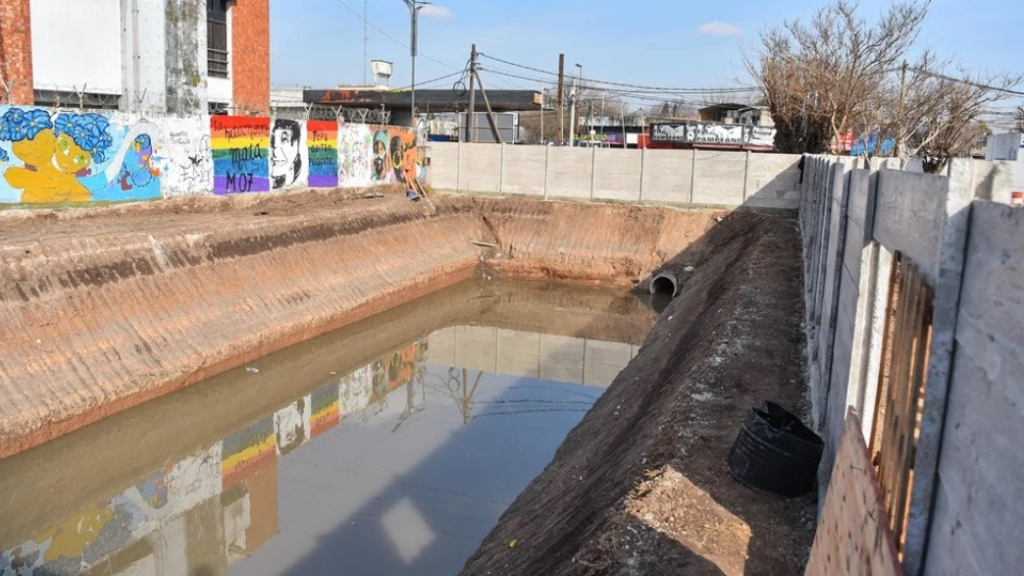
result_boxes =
[543,145,550,201]
[590,145,597,200]
[742,150,751,202]
[456,136,462,192]
[903,159,976,576]
[638,146,646,203]
[689,150,697,205]
[499,143,505,194]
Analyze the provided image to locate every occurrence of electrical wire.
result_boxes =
[478,52,759,93]
[331,0,461,71]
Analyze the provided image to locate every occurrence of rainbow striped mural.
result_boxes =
[221,416,277,489]
[211,116,270,194]
[310,383,340,438]
[307,120,339,188]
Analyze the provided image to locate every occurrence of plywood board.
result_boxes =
[805,409,903,576]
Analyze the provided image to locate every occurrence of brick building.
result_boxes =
[0,0,269,114]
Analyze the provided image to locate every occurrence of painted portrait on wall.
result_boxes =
[0,107,161,203]
[270,119,307,190]
[372,130,390,181]
[274,398,310,456]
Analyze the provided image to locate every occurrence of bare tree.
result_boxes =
[1016,105,1024,133]
[748,0,1023,171]
[747,0,930,153]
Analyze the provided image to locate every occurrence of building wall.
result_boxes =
[0,0,34,104]
[231,0,270,113]
[164,0,208,115]
[30,0,123,94]
[123,0,170,112]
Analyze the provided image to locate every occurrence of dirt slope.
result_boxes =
[460,211,814,576]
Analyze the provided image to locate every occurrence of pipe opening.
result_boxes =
[650,272,678,297]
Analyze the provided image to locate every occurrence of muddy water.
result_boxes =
[0,279,655,576]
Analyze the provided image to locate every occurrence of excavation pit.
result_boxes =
[0,190,813,574]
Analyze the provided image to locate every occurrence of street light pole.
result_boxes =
[570,63,582,147]
[402,0,428,132]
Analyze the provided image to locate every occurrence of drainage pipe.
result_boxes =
[649,271,679,298]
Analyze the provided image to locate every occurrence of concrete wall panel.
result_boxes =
[593,148,642,201]
[460,143,501,193]
[429,142,459,190]
[872,170,946,284]
[746,153,801,209]
[503,145,546,196]
[640,149,693,203]
[692,150,745,206]
[546,147,593,199]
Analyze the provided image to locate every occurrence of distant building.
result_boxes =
[698,103,774,127]
[303,87,541,134]
[986,132,1024,199]
[0,0,270,115]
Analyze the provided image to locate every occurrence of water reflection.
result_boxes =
[0,280,653,576]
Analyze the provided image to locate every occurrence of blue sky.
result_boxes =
[270,0,1022,110]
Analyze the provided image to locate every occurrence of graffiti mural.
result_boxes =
[159,116,212,196]
[222,416,277,489]
[307,120,338,188]
[650,121,777,148]
[0,107,162,203]
[366,127,419,185]
[310,382,340,438]
[337,123,373,186]
[211,116,270,194]
[339,364,373,417]
[270,118,306,190]
[0,446,221,576]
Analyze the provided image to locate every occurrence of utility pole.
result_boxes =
[468,44,477,142]
[541,88,546,144]
[362,0,368,85]
[402,0,426,130]
[895,59,908,161]
[569,63,582,147]
[557,54,565,145]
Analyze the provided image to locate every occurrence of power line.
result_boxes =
[908,65,1024,97]
[477,52,758,93]
[331,0,461,71]
[477,66,744,107]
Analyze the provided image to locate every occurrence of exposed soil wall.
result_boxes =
[0,190,722,459]
[460,211,814,576]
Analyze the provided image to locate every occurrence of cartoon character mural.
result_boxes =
[270,118,307,189]
[0,107,162,203]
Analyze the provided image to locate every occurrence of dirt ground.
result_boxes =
[461,210,816,576]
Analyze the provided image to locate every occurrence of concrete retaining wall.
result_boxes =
[429,142,802,209]
[800,155,1024,576]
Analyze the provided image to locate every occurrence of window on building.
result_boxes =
[207,0,229,78]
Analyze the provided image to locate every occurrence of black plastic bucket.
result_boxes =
[727,401,824,497]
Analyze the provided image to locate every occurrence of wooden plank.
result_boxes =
[870,253,902,460]
[805,409,904,576]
